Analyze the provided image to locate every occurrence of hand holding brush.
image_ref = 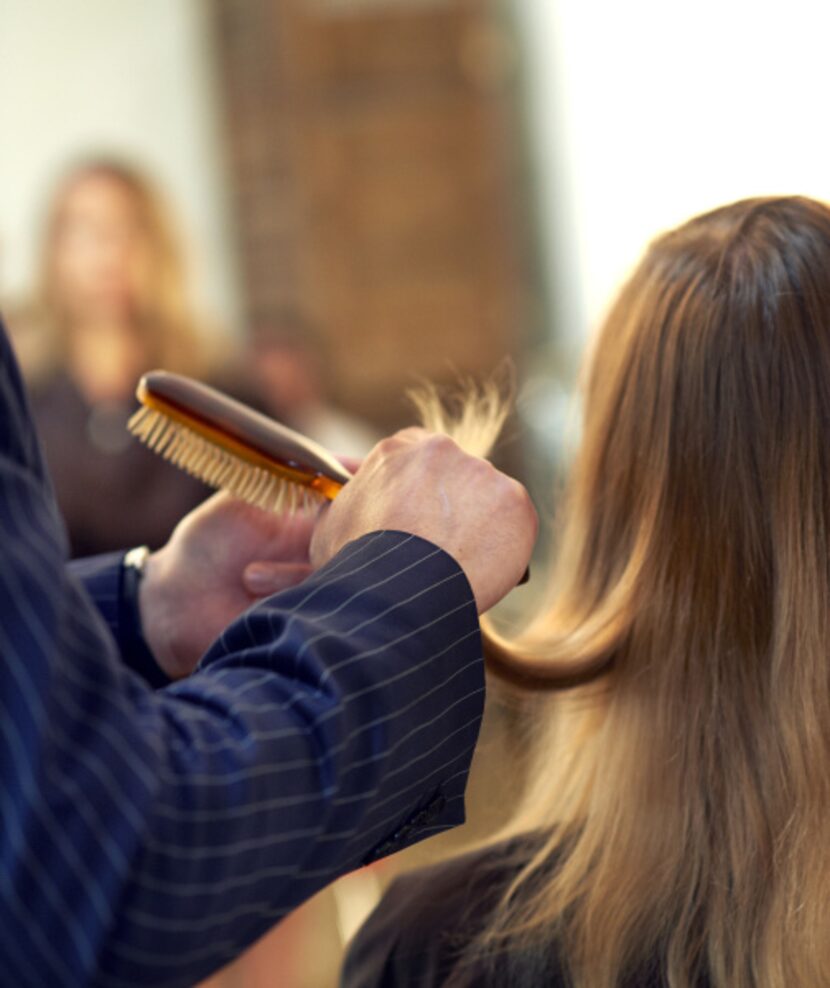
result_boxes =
[130,371,547,683]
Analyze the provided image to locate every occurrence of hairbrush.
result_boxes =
[128,371,352,512]
[129,370,582,691]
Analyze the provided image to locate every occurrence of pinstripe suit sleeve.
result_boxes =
[0,322,485,988]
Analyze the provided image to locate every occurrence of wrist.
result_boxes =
[136,547,188,681]
[121,547,173,687]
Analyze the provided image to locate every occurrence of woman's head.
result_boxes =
[484,197,830,987]
[32,158,206,375]
[567,196,830,677]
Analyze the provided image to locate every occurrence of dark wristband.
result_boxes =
[120,547,172,689]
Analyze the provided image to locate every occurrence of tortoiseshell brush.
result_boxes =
[128,371,353,513]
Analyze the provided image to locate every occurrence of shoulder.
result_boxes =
[342,835,698,988]
[341,835,557,988]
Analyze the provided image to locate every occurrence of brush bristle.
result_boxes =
[128,406,326,514]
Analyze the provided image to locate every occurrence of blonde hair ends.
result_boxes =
[407,371,512,462]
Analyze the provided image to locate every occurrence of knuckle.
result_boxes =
[480,466,501,488]
[509,476,529,501]
[373,435,403,458]
[511,478,533,509]
[463,457,497,489]
[373,427,430,460]
[513,484,538,531]
[409,432,460,465]
[496,474,535,512]
[423,432,457,453]
[396,426,428,442]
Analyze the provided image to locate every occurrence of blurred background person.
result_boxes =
[7,159,234,556]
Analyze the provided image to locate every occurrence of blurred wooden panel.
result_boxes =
[212,0,526,427]
[283,6,473,91]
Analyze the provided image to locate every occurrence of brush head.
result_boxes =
[129,370,353,513]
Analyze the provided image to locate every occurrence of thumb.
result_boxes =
[243,561,313,597]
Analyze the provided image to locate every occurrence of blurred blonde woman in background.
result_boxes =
[9,159,230,554]
[343,196,830,988]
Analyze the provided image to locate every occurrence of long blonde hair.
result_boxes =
[18,158,212,383]
[442,197,830,987]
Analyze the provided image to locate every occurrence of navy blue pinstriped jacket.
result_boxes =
[0,320,485,987]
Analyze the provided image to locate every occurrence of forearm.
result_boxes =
[94,531,483,987]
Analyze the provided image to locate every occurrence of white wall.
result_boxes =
[0,0,241,333]
[515,0,830,357]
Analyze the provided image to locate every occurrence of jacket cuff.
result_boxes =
[68,552,172,688]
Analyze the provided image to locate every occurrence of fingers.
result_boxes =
[243,561,314,597]
[305,425,536,613]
